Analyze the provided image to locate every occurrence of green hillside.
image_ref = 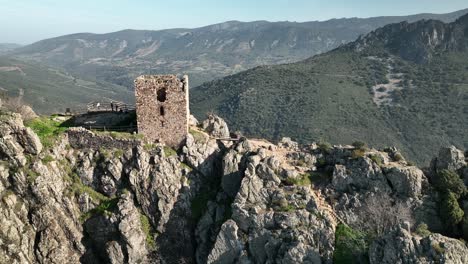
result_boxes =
[191,17,468,165]
[0,57,132,113]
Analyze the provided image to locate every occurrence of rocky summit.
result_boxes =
[0,111,467,263]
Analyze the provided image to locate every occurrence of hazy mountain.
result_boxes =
[191,14,468,165]
[0,43,22,54]
[11,8,468,89]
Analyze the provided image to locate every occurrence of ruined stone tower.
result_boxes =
[135,75,189,148]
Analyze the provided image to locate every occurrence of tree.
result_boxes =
[439,192,464,227]
[433,170,466,198]
[354,193,414,237]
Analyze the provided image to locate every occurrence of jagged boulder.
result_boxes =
[0,113,42,166]
[332,157,390,193]
[201,114,230,138]
[432,146,466,172]
[207,220,243,264]
[369,228,468,264]
[383,166,425,197]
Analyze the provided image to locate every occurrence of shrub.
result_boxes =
[278,204,295,212]
[23,167,39,183]
[369,154,383,166]
[80,198,118,222]
[351,148,366,159]
[415,223,431,237]
[163,146,177,157]
[41,155,54,164]
[439,192,464,226]
[394,153,404,162]
[433,170,466,198]
[140,213,156,249]
[432,242,445,255]
[114,149,124,159]
[333,224,369,264]
[285,173,312,186]
[318,141,333,154]
[352,141,367,149]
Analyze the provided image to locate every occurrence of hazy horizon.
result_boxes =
[1,0,467,45]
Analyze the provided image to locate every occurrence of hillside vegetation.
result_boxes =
[191,15,468,165]
[0,57,133,113]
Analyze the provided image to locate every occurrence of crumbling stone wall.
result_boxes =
[67,128,141,150]
[135,75,189,148]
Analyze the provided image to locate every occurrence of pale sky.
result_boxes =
[1,0,467,44]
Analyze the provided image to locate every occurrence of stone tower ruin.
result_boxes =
[135,75,189,148]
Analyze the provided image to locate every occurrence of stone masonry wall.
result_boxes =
[67,128,142,150]
[134,75,189,148]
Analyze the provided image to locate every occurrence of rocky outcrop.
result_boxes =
[0,112,42,166]
[370,227,468,264]
[0,112,467,263]
[431,145,466,173]
[383,166,425,197]
[201,114,230,139]
[331,156,390,193]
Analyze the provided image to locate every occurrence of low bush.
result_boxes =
[333,224,369,264]
[163,146,177,157]
[415,223,431,237]
[432,242,445,255]
[318,141,333,154]
[352,141,367,149]
[140,213,156,249]
[394,153,404,162]
[369,154,383,166]
[351,148,366,159]
[285,173,312,186]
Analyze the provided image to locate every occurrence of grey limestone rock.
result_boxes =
[202,114,230,139]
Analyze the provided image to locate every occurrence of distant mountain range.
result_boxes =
[0,43,22,54]
[191,13,468,165]
[9,8,468,89]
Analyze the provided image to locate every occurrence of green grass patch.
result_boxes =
[140,213,156,249]
[80,198,118,222]
[114,149,124,159]
[415,223,431,237]
[23,167,39,183]
[180,162,193,172]
[369,154,383,166]
[190,129,207,142]
[25,117,67,148]
[277,203,295,212]
[41,155,54,164]
[143,143,156,151]
[163,146,177,157]
[333,224,370,264]
[285,173,312,186]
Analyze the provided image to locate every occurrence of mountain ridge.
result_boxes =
[191,13,468,165]
[10,8,468,90]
